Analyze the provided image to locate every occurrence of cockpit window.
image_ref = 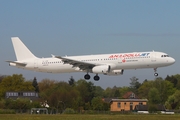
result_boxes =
[161,55,169,57]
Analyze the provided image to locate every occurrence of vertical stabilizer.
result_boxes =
[11,37,37,61]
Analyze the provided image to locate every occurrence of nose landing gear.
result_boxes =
[154,73,158,77]
[154,68,158,77]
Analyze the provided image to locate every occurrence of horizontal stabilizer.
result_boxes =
[6,61,27,66]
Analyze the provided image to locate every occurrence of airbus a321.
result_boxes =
[6,37,175,81]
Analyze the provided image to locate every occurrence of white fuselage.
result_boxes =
[10,51,175,74]
[7,37,176,80]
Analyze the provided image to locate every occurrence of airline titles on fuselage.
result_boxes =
[109,53,150,58]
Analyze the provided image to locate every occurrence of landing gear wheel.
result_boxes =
[153,68,158,77]
[154,73,158,77]
[84,74,90,80]
[94,75,100,81]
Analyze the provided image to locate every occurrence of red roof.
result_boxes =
[122,91,139,99]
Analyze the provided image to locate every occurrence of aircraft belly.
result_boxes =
[38,64,76,73]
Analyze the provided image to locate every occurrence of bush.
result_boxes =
[0,109,16,114]
[63,108,76,114]
[84,110,95,114]
[148,104,158,113]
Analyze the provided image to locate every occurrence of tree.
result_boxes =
[94,86,104,97]
[38,79,57,108]
[15,98,31,113]
[104,86,121,98]
[0,99,5,109]
[104,87,113,98]
[91,97,104,110]
[173,74,180,89]
[32,77,39,92]
[114,89,120,98]
[68,76,75,86]
[138,78,176,104]
[153,77,176,104]
[76,79,95,103]
[148,87,161,104]
[138,80,153,99]
[39,79,80,111]
[129,76,141,94]
[0,74,35,99]
[4,98,31,113]
[165,75,178,87]
[148,87,161,113]
[0,75,6,83]
[165,90,180,109]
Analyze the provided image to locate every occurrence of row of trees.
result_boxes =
[127,75,180,110]
[0,74,180,112]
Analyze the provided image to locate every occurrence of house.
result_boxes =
[103,91,148,112]
[5,91,39,100]
[110,99,148,112]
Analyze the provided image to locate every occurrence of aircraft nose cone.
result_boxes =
[172,58,175,63]
[170,58,175,64]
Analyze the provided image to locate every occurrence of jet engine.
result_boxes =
[92,64,118,74]
[92,65,110,74]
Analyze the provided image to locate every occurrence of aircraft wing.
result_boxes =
[55,56,98,71]
[6,61,27,66]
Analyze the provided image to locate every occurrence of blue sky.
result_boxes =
[0,0,179,88]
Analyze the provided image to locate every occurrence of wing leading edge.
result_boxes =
[55,56,98,71]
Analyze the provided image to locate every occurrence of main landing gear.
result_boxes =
[94,74,100,81]
[84,74,90,80]
[84,74,100,81]
[154,68,158,77]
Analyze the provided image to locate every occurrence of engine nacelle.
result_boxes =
[104,69,124,76]
[92,65,110,74]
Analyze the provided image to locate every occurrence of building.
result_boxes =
[133,104,174,114]
[5,91,39,100]
[110,99,148,112]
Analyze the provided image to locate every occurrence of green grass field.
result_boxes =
[0,114,180,120]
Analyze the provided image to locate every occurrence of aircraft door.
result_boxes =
[151,52,156,62]
[118,58,122,64]
[34,59,38,69]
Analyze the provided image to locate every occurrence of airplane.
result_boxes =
[6,37,175,81]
